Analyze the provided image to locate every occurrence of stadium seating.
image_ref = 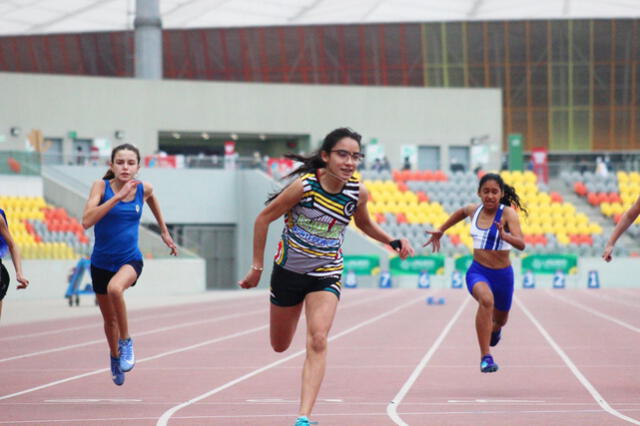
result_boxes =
[363,169,604,256]
[562,170,640,230]
[0,195,92,259]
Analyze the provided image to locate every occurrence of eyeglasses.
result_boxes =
[331,149,365,163]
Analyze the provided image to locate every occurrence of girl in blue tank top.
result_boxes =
[424,173,526,374]
[0,208,29,321]
[82,143,177,386]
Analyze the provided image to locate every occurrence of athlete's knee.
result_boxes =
[107,284,123,298]
[478,295,494,310]
[307,331,328,353]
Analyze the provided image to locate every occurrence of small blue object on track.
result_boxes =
[426,296,445,305]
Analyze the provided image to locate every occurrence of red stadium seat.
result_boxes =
[550,191,563,203]
[574,182,587,196]
[416,191,429,202]
[423,170,434,181]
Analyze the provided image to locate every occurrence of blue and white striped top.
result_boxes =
[470,204,512,251]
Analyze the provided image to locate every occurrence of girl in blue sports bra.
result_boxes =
[82,143,177,386]
[424,173,526,373]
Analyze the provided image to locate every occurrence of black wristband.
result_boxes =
[389,239,402,250]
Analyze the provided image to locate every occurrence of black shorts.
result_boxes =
[90,260,143,295]
[270,263,341,307]
[0,260,9,301]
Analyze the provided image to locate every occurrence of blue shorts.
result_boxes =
[465,260,514,311]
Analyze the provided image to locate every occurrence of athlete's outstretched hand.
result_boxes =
[161,230,178,256]
[238,268,261,289]
[423,229,443,252]
[393,238,415,260]
[16,273,29,289]
[602,244,614,262]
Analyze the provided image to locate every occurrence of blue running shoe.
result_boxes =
[480,354,499,373]
[294,416,318,425]
[490,329,502,347]
[118,337,135,372]
[110,355,125,386]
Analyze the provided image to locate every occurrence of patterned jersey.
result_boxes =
[274,172,360,277]
[470,204,513,251]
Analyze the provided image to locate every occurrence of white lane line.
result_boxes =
[516,296,640,425]
[43,398,143,403]
[4,400,640,407]
[9,407,640,424]
[545,290,640,333]
[577,289,640,311]
[0,296,263,342]
[0,294,396,363]
[386,297,470,426]
[0,325,268,401]
[0,308,266,363]
[617,289,640,298]
[447,399,546,403]
[0,291,396,401]
[156,294,426,426]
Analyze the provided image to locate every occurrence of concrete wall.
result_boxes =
[0,175,43,196]
[4,258,206,301]
[0,72,503,170]
[44,165,237,224]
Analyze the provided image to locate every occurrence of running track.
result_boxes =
[1,288,639,425]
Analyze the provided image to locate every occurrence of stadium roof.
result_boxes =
[0,0,638,36]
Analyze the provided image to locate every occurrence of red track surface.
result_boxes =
[1,288,639,425]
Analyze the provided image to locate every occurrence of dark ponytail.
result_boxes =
[103,143,141,179]
[266,127,362,204]
[478,173,528,216]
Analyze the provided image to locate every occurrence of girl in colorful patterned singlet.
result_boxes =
[424,173,526,373]
[239,127,415,426]
[82,143,177,386]
[0,207,29,321]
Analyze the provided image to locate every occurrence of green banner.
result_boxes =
[389,255,445,276]
[343,255,380,275]
[521,254,578,275]
[454,254,474,272]
[508,133,524,171]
